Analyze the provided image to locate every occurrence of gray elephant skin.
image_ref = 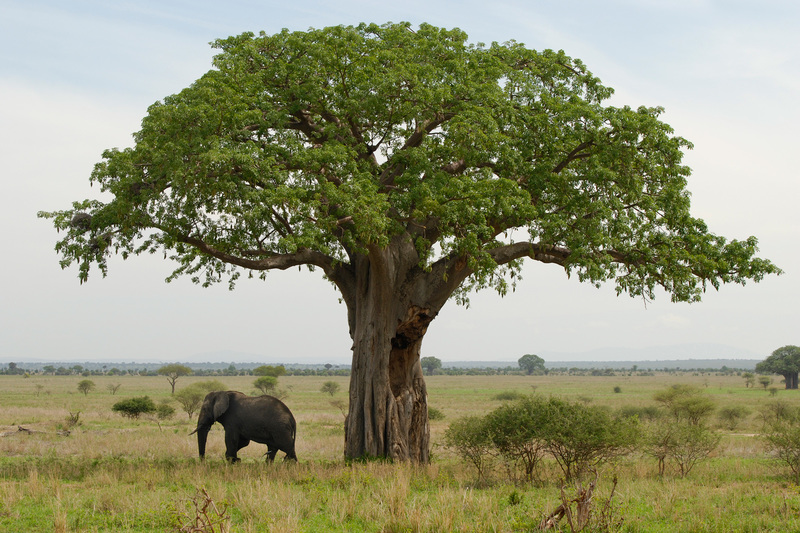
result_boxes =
[190,390,297,462]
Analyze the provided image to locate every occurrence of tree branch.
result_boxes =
[552,141,594,174]
[379,114,455,188]
[178,234,336,273]
[488,242,572,266]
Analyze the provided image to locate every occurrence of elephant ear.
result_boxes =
[212,391,231,420]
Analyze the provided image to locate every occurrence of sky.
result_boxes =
[1,0,797,364]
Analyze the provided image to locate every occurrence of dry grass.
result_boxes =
[2,372,800,531]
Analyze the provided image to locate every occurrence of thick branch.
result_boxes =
[552,141,594,174]
[179,234,336,273]
[489,242,572,266]
[379,114,454,188]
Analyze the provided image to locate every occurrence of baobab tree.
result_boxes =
[40,23,779,462]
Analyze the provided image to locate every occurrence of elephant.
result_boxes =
[190,390,297,463]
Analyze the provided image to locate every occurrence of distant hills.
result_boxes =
[442,343,764,370]
[537,343,763,362]
[2,343,765,371]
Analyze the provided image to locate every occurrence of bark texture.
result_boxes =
[337,239,467,462]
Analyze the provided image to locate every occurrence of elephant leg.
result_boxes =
[266,447,278,463]
[224,432,241,463]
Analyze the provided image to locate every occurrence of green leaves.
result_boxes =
[40,22,778,305]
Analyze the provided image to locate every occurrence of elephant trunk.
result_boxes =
[195,426,209,459]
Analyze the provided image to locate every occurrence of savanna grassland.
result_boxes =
[1,371,799,532]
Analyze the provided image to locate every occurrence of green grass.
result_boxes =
[1,372,799,531]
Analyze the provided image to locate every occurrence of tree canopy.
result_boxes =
[40,22,779,462]
[518,354,546,374]
[157,364,192,394]
[421,356,442,375]
[756,345,800,389]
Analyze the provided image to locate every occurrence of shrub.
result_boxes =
[253,376,278,395]
[444,415,494,482]
[758,400,799,427]
[613,386,622,394]
[175,386,207,419]
[427,406,445,421]
[618,405,663,422]
[653,384,716,426]
[717,406,750,430]
[762,410,800,483]
[449,395,639,484]
[321,381,340,396]
[193,380,228,394]
[112,396,157,419]
[492,391,524,401]
[670,424,721,477]
[644,420,721,477]
[156,401,176,420]
[542,397,639,481]
[484,395,550,483]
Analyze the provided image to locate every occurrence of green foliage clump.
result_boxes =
[643,385,722,477]
[253,376,278,395]
[653,384,716,425]
[420,357,442,375]
[156,401,176,420]
[174,381,227,419]
[320,381,340,396]
[518,354,545,375]
[112,396,157,419]
[717,405,750,430]
[761,403,800,483]
[446,395,639,483]
[492,390,524,401]
[77,379,95,396]
[157,364,193,394]
[444,416,493,482]
[756,345,800,390]
[253,365,286,377]
[618,405,662,422]
[427,406,445,421]
[645,420,721,477]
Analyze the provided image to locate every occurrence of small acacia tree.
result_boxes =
[40,22,779,462]
[158,364,192,394]
[174,387,205,419]
[321,381,341,396]
[77,379,95,396]
[253,375,278,395]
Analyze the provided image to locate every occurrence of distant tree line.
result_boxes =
[1,360,762,377]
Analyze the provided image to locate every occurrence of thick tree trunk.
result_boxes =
[342,251,436,463]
